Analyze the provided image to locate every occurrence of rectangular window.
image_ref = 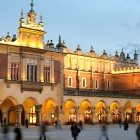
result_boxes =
[95,80,99,89]
[68,77,72,87]
[44,67,50,83]
[107,81,111,90]
[27,65,37,81]
[82,78,86,88]
[11,63,19,80]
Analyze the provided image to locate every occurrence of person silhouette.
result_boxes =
[14,124,22,140]
[71,122,80,140]
[39,122,47,140]
[2,124,9,140]
[25,118,29,128]
[98,124,109,140]
[136,124,140,140]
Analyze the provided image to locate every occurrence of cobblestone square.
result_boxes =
[0,124,138,140]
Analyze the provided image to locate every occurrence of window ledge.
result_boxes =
[4,79,56,92]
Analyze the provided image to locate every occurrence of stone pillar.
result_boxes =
[2,112,7,125]
[76,106,79,123]
[35,105,42,126]
[16,104,22,126]
[21,53,26,81]
[91,107,95,124]
[39,54,45,82]
[120,107,124,122]
[7,54,11,80]
[94,110,98,124]
[132,107,136,123]
[106,106,111,123]
[55,106,59,121]
[59,99,64,124]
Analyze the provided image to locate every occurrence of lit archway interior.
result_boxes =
[80,100,92,123]
[42,99,57,124]
[95,101,107,123]
[23,98,38,125]
[1,97,18,125]
[64,100,76,123]
[110,101,120,123]
[124,102,133,122]
[136,103,140,122]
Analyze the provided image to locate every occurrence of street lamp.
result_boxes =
[60,97,63,111]
[51,113,54,125]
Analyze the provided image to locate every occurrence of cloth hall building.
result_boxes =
[0,1,140,126]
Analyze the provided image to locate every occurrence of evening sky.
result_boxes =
[0,0,140,60]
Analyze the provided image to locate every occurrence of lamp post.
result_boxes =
[60,97,64,112]
[51,113,54,125]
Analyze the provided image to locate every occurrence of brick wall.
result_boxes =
[113,74,133,90]
[54,60,61,83]
[0,53,7,79]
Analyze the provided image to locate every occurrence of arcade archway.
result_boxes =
[110,101,120,123]
[64,99,76,124]
[95,101,107,123]
[42,99,57,125]
[124,102,133,123]
[1,96,18,125]
[136,103,140,122]
[79,100,92,124]
[23,97,38,125]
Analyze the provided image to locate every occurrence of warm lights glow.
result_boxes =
[30,106,36,124]
[112,67,140,74]
[21,73,26,81]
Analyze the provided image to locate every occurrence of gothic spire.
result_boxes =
[40,14,43,22]
[59,35,61,44]
[90,45,95,53]
[121,47,123,52]
[21,10,24,19]
[30,0,34,12]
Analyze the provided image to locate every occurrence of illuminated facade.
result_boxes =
[0,1,140,126]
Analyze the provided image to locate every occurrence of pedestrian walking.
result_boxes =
[14,124,22,140]
[98,124,109,140]
[123,119,128,130]
[71,122,80,140]
[3,117,6,126]
[57,119,61,129]
[2,124,10,140]
[118,118,122,128]
[25,118,29,128]
[79,120,83,130]
[39,122,47,140]
[54,120,58,129]
[136,124,140,140]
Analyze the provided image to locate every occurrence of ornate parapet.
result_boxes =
[112,66,140,74]
[64,89,140,99]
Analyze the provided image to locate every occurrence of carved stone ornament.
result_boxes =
[21,84,43,93]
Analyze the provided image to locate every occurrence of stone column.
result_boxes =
[16,104,22,126]
[76,106,79,123]
[59,99,64,123]
[106,106,111,123]
[94,109,98,124]
[55,106,59,121]
[2,112,7,125]
[35,105,42,126]
[120,107,124,122]
[132,107,136,123]
[21,53,27,81]
[91,107,95,124]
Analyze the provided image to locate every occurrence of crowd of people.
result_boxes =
[1,118,140,140]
